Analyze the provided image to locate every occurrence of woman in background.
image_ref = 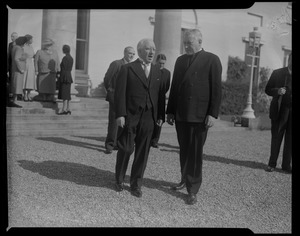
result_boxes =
[34,38,60,102]
[57,45,73,115]
[23,34,36,101]
[11,36,27,104]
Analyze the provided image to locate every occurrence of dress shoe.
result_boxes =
[7,102,22,108]
[131,188,142,198]
[105,148,113,154]
[170,181,186,191]
[115,183,124,192]
[186,193,197,205]
[151,143,159,148]
[265,166,275,172]
[57,111,68,115]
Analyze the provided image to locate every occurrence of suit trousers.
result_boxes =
[105,101,118,150]
[175,121,208,194]
[115,107,154,189]
[268,107,292,169]
[151,124,162,145]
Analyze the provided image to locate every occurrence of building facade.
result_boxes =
[7,3,292,96]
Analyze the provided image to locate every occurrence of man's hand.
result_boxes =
[278,87,286,95]
[205,115,216,128]
[156,119,163,126]
[116,117,125,128]
[167,114,175,126]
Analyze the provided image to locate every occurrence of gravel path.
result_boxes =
[6,124,291,233]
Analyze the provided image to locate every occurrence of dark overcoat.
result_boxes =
[265,67,291,121]
[103,59,125,103]
[166,49,222,122]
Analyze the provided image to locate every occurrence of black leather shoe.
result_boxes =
[186,193,197,205]
[265,166,275,172]
[115,183,124,192]
[105,148,113,154]
[131,188,142,198]
[57,111,68,115]
[7,102,22,108]
[170,182,186,191]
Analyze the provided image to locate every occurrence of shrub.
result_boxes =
[220,82,249,115]
[226,56,250,83]
[220,66,272,115]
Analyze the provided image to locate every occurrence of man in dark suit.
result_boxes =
[151,53,171,148]
[265,53,292,173]
[114,38,165,198]
[103,46,135,154]
[166,29,222,205]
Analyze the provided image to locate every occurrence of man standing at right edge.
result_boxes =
[265,53,292,173]
[166,29,222,205]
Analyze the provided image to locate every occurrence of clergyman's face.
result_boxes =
[139,40,156,64]
[183,34,201,55]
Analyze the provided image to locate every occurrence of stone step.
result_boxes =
[6,127,108,137]
[6,120,107,130]
[7,97,110,136]
[7,114,108,121]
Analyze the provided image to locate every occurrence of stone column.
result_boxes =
[42,9,80,102]
[153,9,182,86]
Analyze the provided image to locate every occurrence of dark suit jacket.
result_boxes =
[114,59,165,122]
[265,67,291,121]
[103,58,126,102]
[8,42,14,73]
[166,49,222,123]
[161,68,171,94]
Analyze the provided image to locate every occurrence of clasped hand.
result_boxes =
[116,116,163,128]
[167,114,216,128]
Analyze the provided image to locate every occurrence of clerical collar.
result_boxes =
[122,58,128,64]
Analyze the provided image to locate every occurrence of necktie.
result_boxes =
[144,63,150,78]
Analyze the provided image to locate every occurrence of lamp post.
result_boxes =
[242,27,261,119]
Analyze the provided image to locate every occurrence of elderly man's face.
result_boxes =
[139,40,156,64]
[183,34,201,55]
[124,48,135,63]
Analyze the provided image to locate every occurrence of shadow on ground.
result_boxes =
[36,137,106,153]
[17,160,186,201]
[36,136,269,171]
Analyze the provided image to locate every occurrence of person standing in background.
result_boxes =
[166,29,222,205]
[113,38,165,198]
[23,34,36,101]
[34,38,60,102]
[7,32,18,89]
[7,32,19,107]
[103,46,135,154]
[265,53,292,173]
[11,36,28,105]
[57,45,74,115]
[151,53,171,148]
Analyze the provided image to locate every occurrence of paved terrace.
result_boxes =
[6,98,291,233]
